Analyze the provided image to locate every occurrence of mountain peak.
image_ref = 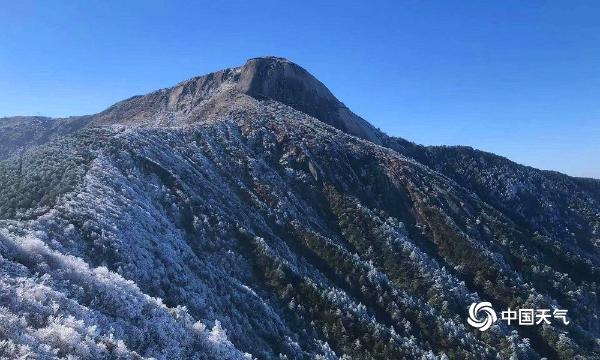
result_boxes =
[92,57,384,144]
[237,56,335,102]
[245,55,292,63]
[235,56,383,143]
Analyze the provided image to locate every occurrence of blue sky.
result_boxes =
[1,1,599,178]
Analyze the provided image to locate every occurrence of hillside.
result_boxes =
[0,57,598,359]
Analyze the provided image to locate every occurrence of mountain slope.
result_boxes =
[0,116,91,161]
[0,57,598,359]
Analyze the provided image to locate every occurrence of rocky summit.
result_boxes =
[0,57,599,359]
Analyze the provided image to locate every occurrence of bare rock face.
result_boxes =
[237,57,384,144]
[1,57,599,359]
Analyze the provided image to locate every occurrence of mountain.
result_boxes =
[0,115,92,161]
[0,57,598,359]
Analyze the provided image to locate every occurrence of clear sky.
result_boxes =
[1,1,599,178]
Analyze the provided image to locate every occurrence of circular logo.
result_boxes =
[467,302,497,331]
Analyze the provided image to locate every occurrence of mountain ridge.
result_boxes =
[2,57,595,179]
[0,57,599,359]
